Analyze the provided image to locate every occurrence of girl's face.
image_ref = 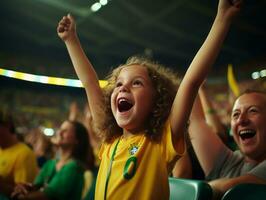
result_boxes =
[111,65,155,133]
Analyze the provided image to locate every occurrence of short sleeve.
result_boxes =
[248,160,266,181]
[205,147,230,180]
[161,120,186,163]
[13,147,39,183]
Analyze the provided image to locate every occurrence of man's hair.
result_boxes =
[238,89,266,99]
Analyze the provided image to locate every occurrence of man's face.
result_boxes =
[231,92,266,162]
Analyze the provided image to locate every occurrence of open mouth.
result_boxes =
[238,129,256,140]
[117,98,133,112]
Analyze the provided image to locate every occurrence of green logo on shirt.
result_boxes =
[123,156,137,180]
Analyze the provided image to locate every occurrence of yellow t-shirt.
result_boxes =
[0,142,39,184]
[95,122,185,200]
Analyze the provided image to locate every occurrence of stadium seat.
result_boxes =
[221,183,266,200]
[0,194,9,200]
[169,177,213,200]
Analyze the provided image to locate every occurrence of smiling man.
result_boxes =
[188,90,266,199]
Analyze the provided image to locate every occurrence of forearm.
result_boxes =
[17,191,49,200]
[65,35,100,90]
[64,35,104,121]
[209,175,266,200]
[199,87,227,135]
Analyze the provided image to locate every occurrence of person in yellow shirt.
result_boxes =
[0,109,39,198]
[57,0,241,199]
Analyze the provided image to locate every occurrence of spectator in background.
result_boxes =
[68,102,100,199]
[12,120,96,200]
[0,109,38,199]
[189,90,266,199]
[25,128,54,168]
[68,101,101,168]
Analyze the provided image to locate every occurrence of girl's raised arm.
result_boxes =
[57,14,104,123]
[170,0,242,144]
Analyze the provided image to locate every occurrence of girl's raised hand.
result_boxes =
[217,0,242,20]
[57,14,76,42]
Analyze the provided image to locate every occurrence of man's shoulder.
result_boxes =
[13,142,35,156]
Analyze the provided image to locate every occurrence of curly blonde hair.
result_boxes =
[96,56,180,143]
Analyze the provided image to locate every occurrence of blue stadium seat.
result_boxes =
[0,194,9,200]
[169,177,213,200]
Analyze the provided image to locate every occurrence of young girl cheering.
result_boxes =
[57,0,241,199]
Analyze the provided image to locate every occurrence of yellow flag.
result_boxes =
[227,64,240,97]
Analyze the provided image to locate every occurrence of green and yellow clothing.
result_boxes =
[34,159,84,200]
[95,122,185,200]
[0,142,38,184]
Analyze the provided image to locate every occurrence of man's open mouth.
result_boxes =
[239,129,256,140]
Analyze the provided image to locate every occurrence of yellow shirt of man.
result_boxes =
[95,122,185,200]
[0,142,39,184]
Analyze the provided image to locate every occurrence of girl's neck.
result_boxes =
[122,131,133,140]
[122,128,143,139]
